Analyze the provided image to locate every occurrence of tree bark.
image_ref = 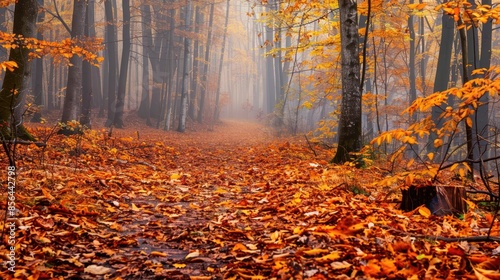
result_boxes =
[138,4,152,125]
[177,0,193,132]
[104,0,118,127]
[31,0,44,123]
[0,0,37,140]
[211,0,230,128]
[331,0,362,164]
[188,6,203,120]
[428,13,454,156]
[197,1,215,123]
[81,1,93,128]
[59,0,87,135]
[87,0,102,109]
[112,0,130,128]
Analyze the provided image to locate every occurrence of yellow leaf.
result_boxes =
[407,158,415,168]
[459,168,465,178]
[405,173,414,186]
[303,248,329,256]
[466,117,473,127]
[463,199,476,210]
[150,251,167,257]
[302,101,313,109]
[434,139,443,148]
[419,206,431,218]
[170,173,182,180]
[315,251,341,262]
[131,203,141,211]
[427,152,434,161]
[270,231,280,242]
[386,133,392,144]
[173,263,186,268]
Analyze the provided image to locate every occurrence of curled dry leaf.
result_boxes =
[84,265,113,275]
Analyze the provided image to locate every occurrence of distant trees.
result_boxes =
[0,0,254,133]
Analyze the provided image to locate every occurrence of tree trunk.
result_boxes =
[163,9,177,130]
[59,0,87,135]
[188,6,202,120]
[177,0,193,132]
[31,0,44,123]
[264,6,275,115]
[428,13,454,156]
[112,0,130,128]
[0,0,37,140]
[87,0,101,109]
[472,0,492,171]
[331,0,361,164]
[148,10,165,120]
[197,1,214,123]
[104,0,118,127]
[138,4,151,125]
[210,0,230,128]
[81,2,93,128]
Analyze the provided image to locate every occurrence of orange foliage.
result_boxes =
[0,31,104,66]
[0,120,497,278]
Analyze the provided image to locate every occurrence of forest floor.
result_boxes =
[0,116,499,279]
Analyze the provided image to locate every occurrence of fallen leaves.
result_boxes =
[0,120,498,279]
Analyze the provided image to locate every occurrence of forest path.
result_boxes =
[2,119,497,279]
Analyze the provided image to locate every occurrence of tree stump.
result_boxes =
[400,185,467,216]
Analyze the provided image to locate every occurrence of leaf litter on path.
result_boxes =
[0,120,498,279]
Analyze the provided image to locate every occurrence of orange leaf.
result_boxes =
[150,251,167,257]
[232,243,248,252]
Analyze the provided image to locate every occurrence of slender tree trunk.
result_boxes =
[81,2,93,128]
[188,6,202,120]
[59,0,87,135]
[331,0,361,164]
[197,1,215,123]
[148,10,165,120]
[408,0,418,154]
[473,0,492,169]
[139,4,151,125]
[177,0,193,132]
[210,0,230,128]
[0,7,7,62]
[264,4,275,115]
[104,0,118,127]
[87,0,101,109]
[31,0,45,123]
[428,13,454,156]
[112,0,130,128]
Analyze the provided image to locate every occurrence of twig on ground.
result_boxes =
[304,135,317,157]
